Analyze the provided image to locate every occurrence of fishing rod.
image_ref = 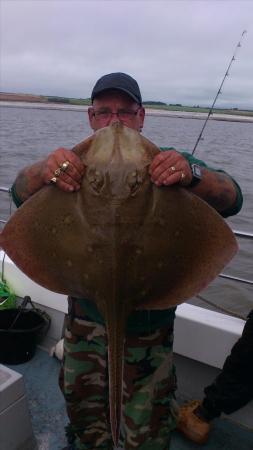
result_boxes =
[192,30,247,155]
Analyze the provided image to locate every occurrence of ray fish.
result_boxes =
[0,122,238,446]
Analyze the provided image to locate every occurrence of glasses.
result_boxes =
[92,107,140,121]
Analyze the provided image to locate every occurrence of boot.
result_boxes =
[177,400,211,444]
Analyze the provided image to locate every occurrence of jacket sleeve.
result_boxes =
[160,147,243,218]
[11,183,24,208]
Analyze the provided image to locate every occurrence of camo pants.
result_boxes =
[59,299,178,450]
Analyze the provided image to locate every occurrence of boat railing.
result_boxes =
[1,186,253,289]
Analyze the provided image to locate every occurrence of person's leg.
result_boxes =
[59,300,113,450]
[121,322,178,450]
[177,310,253,444]
[203,309,253,416]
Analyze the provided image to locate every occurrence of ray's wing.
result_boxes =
[0,133,96,294]
[128,185,238,309]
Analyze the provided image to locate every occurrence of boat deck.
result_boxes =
[6,348,253,450]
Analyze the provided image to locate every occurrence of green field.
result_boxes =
[142,103,253,117]
[44,95,253,117]
[46,95,91,105]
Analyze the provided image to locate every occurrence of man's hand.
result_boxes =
[149,150,192,187]
[13,148,86,204]
[43,148,85,192]
[149,150,239,215]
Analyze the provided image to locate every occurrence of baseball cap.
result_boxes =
[91,72,142,105]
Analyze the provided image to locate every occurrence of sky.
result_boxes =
[1,0,253,109]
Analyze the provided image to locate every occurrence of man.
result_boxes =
[177,309,253,445]
[11,73,243,450]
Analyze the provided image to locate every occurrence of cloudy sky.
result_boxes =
[1,0,252,109]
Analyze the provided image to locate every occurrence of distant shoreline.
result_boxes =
[1,91,252,115]
[1,98,252,124]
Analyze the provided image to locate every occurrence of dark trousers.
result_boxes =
[202,310,253,420]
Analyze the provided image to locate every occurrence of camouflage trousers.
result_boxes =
[59,299,178,450]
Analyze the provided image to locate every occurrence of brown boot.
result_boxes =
[177,400,211,444]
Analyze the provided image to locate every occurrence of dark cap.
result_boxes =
[91,72,142,105]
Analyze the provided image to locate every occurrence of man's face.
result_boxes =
[88,90,145,132]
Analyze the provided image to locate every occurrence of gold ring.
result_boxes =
[50,177,57,184]
[54,168,61,177]
[170,166,176,172]
[60,160,70,172]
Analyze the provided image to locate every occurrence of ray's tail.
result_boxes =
[106,315,126,447]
